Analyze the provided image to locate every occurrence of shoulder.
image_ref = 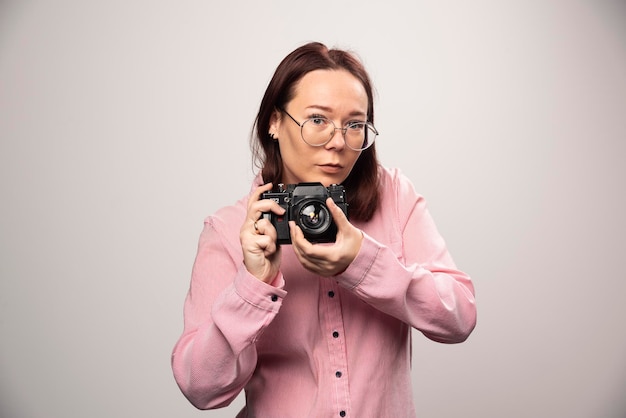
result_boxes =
[376,166,428,231]
[205,194,249,238]
[205,176,262,229]
[208,196,248,226]
[378,166,422,202]
[199,194,249,258]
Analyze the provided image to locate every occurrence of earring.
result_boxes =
[269,132,277,140]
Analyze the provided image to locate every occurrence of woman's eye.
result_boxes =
[347,122,366,131]
[309,116,329,126]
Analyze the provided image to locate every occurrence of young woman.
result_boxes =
[172,42,477,417]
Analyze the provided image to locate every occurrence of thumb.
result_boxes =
[327,197,349,229]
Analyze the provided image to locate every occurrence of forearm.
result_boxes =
[171,314,256,409]
[172,264,286,409]
[337,234,476,343]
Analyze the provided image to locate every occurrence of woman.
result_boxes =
[172,42,476,417]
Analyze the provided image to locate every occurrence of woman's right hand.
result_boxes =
[240,183,286,284]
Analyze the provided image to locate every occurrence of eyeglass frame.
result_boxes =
[279,108,379,151]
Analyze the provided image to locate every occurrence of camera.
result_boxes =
[260,182,348,244]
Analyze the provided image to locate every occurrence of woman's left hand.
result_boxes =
[289,197,363,277]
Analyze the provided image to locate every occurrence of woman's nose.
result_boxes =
[325,127,346,150]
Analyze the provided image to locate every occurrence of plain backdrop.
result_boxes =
[1,1,625,417]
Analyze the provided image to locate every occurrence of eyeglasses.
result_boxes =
[280,108,378,151]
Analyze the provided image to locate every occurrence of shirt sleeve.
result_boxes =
[171,216,287,409]
[336,172,477,343]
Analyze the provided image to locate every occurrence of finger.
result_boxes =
[288,222,314,263]
[242,225,279,254]
[255,218,278,240]
[247,183,273,221]
[248,183,286,222]
[326,197,349,230]
[257,234,279,256]
[241,218,275,246]
[289,221,330,262]
[248,183,274,210]
[250,202,286,227]
[254,182,274,199]
[289,221,311,250]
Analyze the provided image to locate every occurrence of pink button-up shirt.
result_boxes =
[172,167,476,417]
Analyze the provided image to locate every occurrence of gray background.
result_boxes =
[1,1,625,417]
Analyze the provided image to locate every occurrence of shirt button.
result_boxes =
[335,371,342,378]
[339,411,346,417]
[332,331,339,338]
[328,290,335,298]
[270,294,278,302]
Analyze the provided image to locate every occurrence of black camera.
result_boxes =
[260,182,348,244]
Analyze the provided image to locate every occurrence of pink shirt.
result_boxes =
[172,167,476,417]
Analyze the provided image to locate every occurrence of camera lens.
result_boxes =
[298,201,330,234]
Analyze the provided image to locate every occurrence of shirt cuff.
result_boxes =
[233,264,287,313]
[336,232,382,290]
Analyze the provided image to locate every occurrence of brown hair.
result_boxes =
[251,42,380,222]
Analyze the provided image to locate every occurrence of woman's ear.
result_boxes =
[268,108,282,140]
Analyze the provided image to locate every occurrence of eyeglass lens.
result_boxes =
[301,118,377,150]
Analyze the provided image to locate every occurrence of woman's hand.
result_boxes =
[289,197,363,277]
[240,183,286,284]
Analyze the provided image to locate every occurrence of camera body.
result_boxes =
[260,182,348,244]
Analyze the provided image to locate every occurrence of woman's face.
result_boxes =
[270,69,368,187]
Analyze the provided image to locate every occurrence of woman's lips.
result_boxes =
[318,164,343,174]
